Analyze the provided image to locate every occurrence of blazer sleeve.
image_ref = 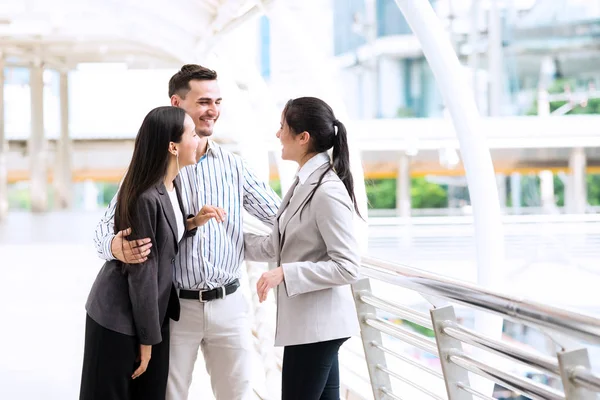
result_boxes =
[184,213,199,239]
[126,194,162,345]
[281,182,361,297]
[243,231,277,262]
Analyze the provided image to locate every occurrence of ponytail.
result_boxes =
[284,97,363,219]
[332,120,362,218]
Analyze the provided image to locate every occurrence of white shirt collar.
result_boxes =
[206,139,219,154]
[296,152,330,185]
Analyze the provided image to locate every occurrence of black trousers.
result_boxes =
[79,314,170,400]
[281,337,349,400]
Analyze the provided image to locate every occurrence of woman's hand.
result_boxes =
[132,344,152,379]
[194,205,226,227]
[256,267,285,303]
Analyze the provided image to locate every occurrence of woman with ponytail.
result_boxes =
[244,97,362,400]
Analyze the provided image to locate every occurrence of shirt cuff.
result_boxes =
[101,234,116,261]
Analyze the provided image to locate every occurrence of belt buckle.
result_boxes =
[198,289,208,303]
[220,286,227,300]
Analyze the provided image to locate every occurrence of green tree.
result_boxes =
[365,179,396,209]
[410,177,448,208]
[528,78,600,116]
[365,177,448,209]
[553,174,565,207]
[588,175,600,206]
[269,179,282,198]
[100,183,119,206]
[8,184,31,209]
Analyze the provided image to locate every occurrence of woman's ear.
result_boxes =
[169,142,178,156]
[299,131,311,146]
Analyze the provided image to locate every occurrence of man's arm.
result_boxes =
[93,191,152,263]
[93,192,118,261]
[242,161,281,227]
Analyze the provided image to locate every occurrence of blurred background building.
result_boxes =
[4,0,600,217]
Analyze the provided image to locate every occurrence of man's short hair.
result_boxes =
[168,64,218,98]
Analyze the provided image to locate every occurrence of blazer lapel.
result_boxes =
[276,177,299,220]
[174,176,187,233]
[279,163,330,237]
[156,182,178,251]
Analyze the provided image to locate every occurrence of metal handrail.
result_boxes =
[449,350,565,400]
[377,364,445,400]
[441,321,560,376]
[361,256,600,344]
[456,382,495,400]
[380,387,403,400]
[243,218,600,399]
[364,314,439,355]
[370,341,443,379]
[359,292,433,329]
[572,368,600,393]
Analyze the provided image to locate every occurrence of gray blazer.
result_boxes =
[244,163,361,346]
[86,179,190,345]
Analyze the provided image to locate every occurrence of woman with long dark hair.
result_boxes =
[80,106,224,400]
[244,97,362,400]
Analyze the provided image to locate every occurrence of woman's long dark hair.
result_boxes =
[283,97,362,218]
[114,106,187,236]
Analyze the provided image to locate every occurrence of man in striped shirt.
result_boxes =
[93,64,280,400]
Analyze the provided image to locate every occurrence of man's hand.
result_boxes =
[256,267,284,303]
[111,228,152,264]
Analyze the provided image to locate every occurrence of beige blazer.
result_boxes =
[244,163,361,346]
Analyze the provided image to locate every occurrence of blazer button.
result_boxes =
[171,258,176,264]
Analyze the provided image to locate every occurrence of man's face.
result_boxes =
[172,79,221,137]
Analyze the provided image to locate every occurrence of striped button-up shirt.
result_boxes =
[93,140,281,290]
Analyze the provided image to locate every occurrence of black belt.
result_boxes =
[178,279,240,303]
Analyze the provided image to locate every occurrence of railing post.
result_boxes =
[557,348,596,400]
[352,278,392,400]
[430,306,473,400]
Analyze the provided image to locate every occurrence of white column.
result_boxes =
[537,88,550,116]
[82,179,99,211]
[510,172,521,213]
[568,147,587,214]
[359,68,378,119]
[537,56,554,117]
[378,57,402,118]
[29,61,48,213]
[392,0,504,285]
[488,0,503,116]
[539,170,555,212]
[393,1,505,396]
[0,54,7,221]
[469,0,480,109]
[365,0,379,118]
[496,174,506,208]
[396,152,411,217]
[54,70,72,209]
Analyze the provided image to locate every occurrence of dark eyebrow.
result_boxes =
[197,97,223,102]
